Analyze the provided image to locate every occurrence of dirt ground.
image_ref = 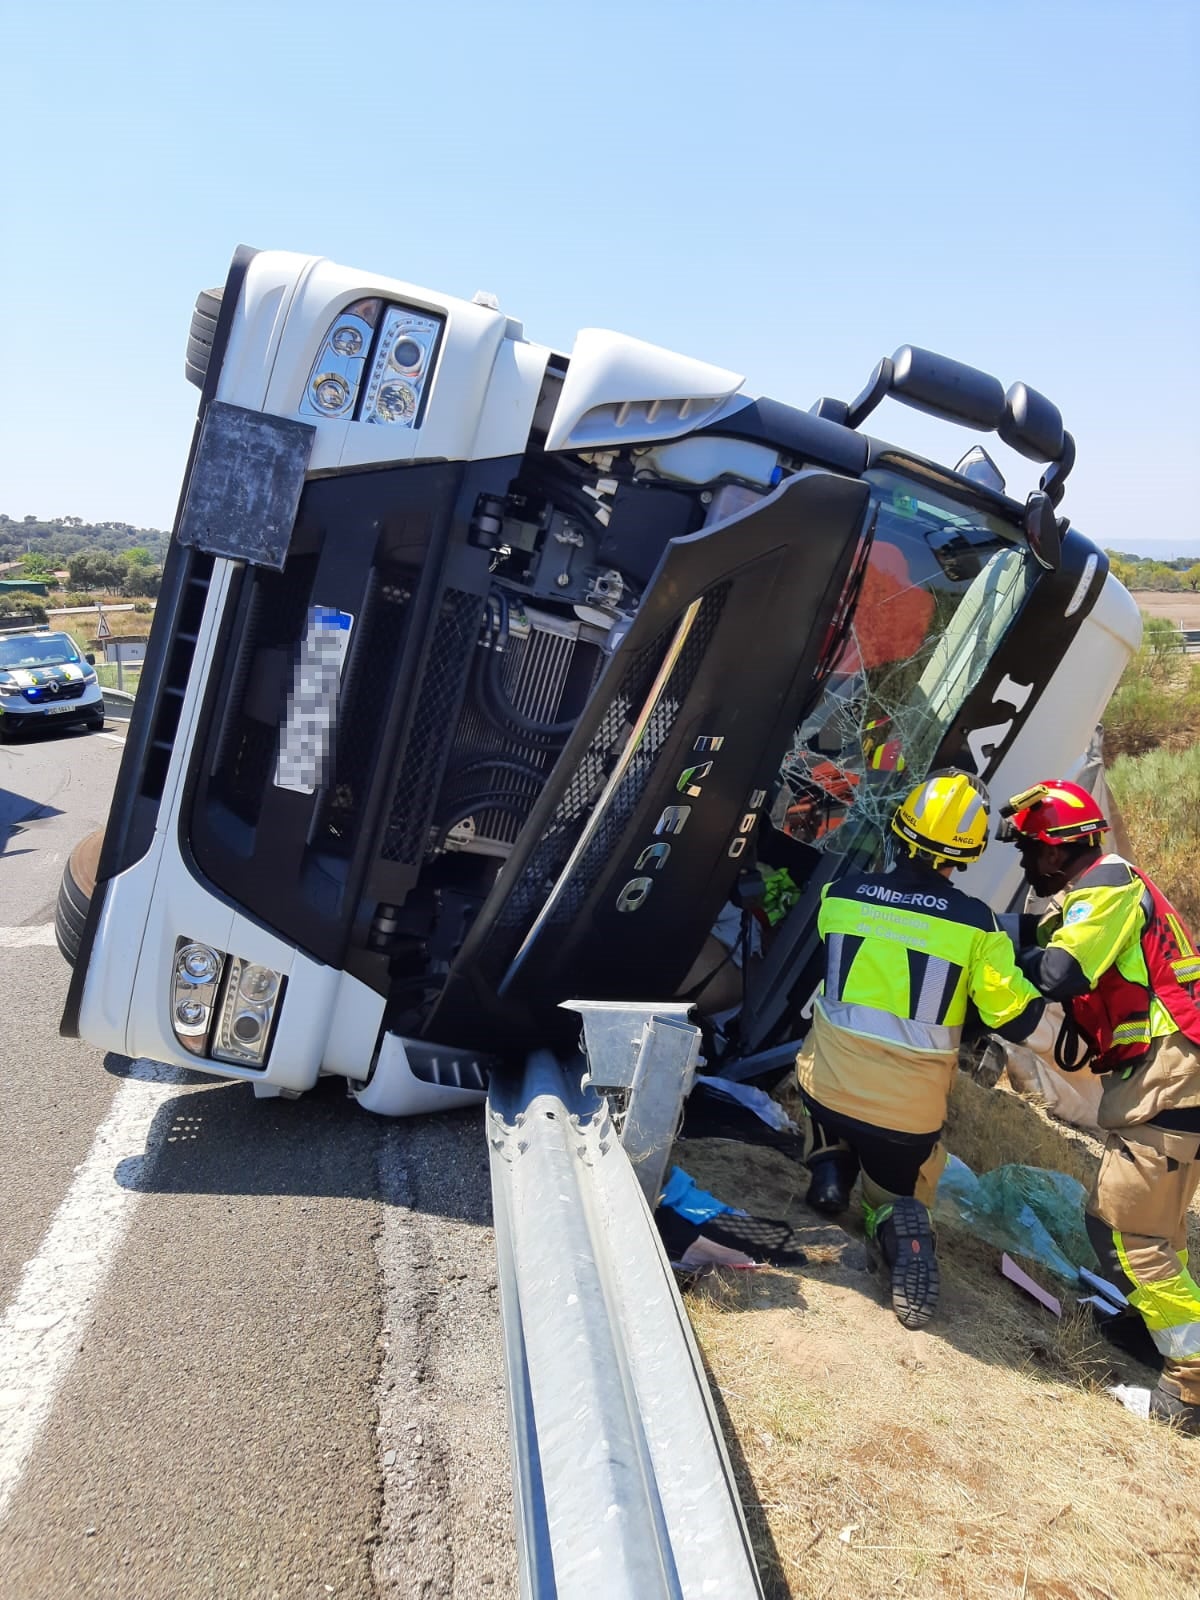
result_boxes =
[1128,589,1200,628]
[677,1074,1200,1600]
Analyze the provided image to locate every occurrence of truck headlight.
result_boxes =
[300,298,443,429]
[300,298,381,421]
[170,940,284,1067]
[211,955,285,1067]
[172,939,225,1055]
[361,304,443,428]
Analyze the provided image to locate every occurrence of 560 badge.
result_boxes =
[615,735,767,914]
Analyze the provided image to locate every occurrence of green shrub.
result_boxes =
[1103,613,1200,759]
[1108,745,1200,926]
[0,594,48,625]
[1104,680,1183,757]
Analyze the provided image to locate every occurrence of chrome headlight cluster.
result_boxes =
[300,299,444,428]
[171,939,284,1068]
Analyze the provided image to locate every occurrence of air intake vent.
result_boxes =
[142,552,214,801]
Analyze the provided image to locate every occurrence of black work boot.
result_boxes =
[1150,1382,1200,1436]
[876,1197,940,1330]
[805,1151,857,1217]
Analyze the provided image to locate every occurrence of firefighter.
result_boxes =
[1002,779,1200,1434]
[797,770,1045,1328]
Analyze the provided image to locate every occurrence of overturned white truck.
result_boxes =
[57,248,1140,1110]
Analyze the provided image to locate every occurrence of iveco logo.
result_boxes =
[615,733,765,913]
[964,673,1033,771]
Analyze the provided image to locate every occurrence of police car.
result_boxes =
[0,631,105,739]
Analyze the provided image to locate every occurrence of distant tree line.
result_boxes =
[1106,550,1200,592]
[0,514,169,600]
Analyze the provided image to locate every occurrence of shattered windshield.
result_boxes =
[773,467,1034,864]
[0,634,79,670]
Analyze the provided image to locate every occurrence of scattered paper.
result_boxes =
[1107,1383,1152,1420]
[1001,1253,1062,1317]
[677,1235,758,1271]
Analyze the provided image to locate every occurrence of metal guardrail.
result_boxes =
[101,687,136,722]
[488,1050,763,1600]
[1154,623,1200,653]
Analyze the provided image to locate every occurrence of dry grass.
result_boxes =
[678,1073,1200,1599]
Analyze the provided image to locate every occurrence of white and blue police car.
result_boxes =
[0,631,105,739]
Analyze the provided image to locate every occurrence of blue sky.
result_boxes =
[1,0,1196,553]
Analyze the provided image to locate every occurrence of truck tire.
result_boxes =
[56,827,103,966]
[185,287,224,389]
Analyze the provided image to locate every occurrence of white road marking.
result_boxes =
[0,1059,189,1521]
[98,732,126,744]
[0,925,57,948]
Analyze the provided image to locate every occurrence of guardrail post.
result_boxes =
[560,1000,702,1207]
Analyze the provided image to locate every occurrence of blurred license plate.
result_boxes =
[44,702,77,714]
[274,606,354,794]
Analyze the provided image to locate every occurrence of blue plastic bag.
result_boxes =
[933,1156,1098,1281]
[659,1166,747,1224]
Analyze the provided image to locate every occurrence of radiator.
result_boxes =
[443,604,601,857]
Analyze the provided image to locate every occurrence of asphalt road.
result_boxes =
[0,725,516,1599]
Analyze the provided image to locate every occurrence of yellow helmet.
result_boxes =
[890,769,991,870]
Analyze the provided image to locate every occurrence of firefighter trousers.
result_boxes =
[1085,1123,1200,1404]
[801,1094,948,1215]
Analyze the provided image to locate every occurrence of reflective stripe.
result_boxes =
[1166,911,1197,960]
[1150,1322,1200,1362]
[914,955,952,1025]
[1112,1233,1200,1360]
[825,933,845,1003]
[1111,1020,1151,1045]
[1172,956,1200,983]
[818,997,960,1055]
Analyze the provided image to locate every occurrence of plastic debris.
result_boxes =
[656,1167,808,1268]
[1000,1253,1062,1317]
[693,1074,800,1135]
[1079,1265,1128,1308]
[658,1166,746,1224]
[934,1155,1097,1281]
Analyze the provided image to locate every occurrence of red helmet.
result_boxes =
[1002,780,1108,846]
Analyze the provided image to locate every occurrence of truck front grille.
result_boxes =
[381,588,488,866]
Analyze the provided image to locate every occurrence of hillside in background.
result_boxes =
[1107,539,1200,562]
[0,515,169,566]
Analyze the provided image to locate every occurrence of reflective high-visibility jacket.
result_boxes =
[798,860,1043,1134]
[1021,854,1200,1128]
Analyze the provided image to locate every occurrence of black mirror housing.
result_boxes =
[999,383,1065,463]
[890,346,1006,430]
[1024,492,1063,571]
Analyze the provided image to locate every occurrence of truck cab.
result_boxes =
[58,248,1141,1113]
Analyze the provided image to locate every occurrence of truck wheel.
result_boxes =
[185,288,224,389]
[56,827,103,966]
